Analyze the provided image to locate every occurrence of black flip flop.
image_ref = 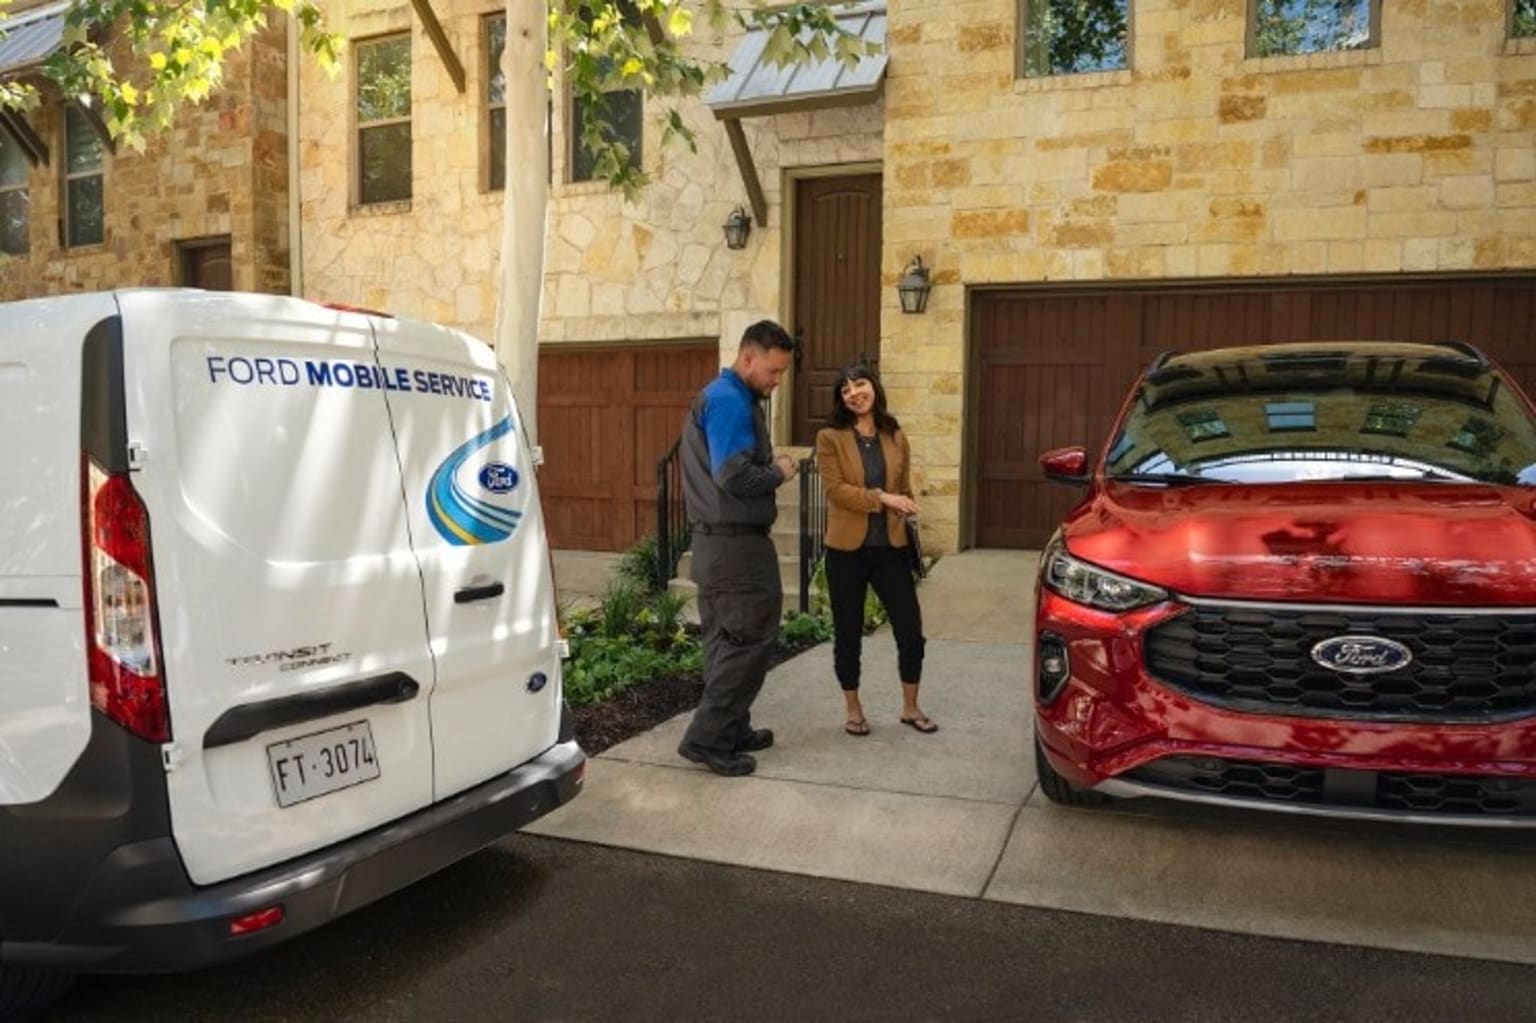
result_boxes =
[845,718,870,736]
[899,716,939,734]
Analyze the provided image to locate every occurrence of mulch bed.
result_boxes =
[571,637,824,755]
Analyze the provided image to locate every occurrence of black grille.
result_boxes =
[1144,605,1536,722]
[1127,756,1536,818]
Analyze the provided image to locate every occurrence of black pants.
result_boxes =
[825,545,925,691]
[681,532,782,753]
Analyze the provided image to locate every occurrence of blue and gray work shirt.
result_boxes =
[682,369,783,528]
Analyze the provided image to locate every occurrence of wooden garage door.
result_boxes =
[537,343,719,551]
[974,276,1536,549]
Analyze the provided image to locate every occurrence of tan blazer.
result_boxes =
[815,426,914,552]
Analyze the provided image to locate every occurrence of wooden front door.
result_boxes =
[537,343,719,551]
[179,237,233,290]
[792,173,882,444]
[973,276,1536,549]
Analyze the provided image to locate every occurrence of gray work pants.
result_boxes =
[681,532,782,753]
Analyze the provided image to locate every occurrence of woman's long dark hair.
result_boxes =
[830,361,900,434]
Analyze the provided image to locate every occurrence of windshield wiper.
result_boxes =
[1335,470,1468,483]
[1107,473,1227,486]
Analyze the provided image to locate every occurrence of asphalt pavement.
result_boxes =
[50,835,1536,1023]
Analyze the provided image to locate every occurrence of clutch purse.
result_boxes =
[903,516,927,579]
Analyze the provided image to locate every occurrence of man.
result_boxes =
[677,320,799,776]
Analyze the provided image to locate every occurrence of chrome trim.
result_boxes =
[1175,594,1536,616]
[1096,778,1536,829]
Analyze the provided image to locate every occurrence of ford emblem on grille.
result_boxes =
[1310,635,1413,674]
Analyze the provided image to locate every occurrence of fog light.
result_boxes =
[1038,633,1070,704]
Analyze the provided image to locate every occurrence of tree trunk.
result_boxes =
[494,2,549,447]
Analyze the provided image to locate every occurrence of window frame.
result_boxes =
[61,104,105,248]
[0,124,29,256]
[1246,0,1382,59]
[1015,0,1133,79]
[62,104,105,249]
[1512,0,1536,38]
[564,0,645,184]
[484,12,507,192]
[353,31,414,207]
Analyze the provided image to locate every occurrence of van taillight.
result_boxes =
[82,457,170,742]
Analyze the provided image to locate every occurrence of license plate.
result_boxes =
[267,721,380,808]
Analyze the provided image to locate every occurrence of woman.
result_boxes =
[814,362,935,736]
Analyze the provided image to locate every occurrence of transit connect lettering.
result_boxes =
[206,355,492,402]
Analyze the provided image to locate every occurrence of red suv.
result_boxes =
[1033,341,1536,825]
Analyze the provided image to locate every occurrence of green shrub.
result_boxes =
[616,534,664,594]
[598,581,646,638]
[781,610,833,645]
[563,632,702,706]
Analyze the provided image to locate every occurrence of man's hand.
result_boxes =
[774,454,799,482]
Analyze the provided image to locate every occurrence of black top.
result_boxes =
[855,431,889,547]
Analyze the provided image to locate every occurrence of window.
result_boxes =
[1449,417,1505,458]
[1178,408,1230,442]
[1515,0,1536,37]
[356,34,412,205]
[1018,0,1129,77]
[568,0,643,183]
[1250,0,1379,57]
[63,106,104,247]
[1361,402,1421,437]
[1266,401,1316,432]
[485,14,507,191]
[0,127,27,256]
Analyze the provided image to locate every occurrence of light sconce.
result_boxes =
[723,205,753,250]
[897,255,932,314]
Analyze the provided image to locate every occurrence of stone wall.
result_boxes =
[882,0,1536,551]
[0,24,290,300]
[296,2,884,369]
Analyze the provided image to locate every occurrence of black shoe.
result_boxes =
[677,743,757,777]
[735,728,774,753]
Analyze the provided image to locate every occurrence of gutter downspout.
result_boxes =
[286,11,303,297]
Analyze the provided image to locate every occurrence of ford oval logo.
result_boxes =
[1310,635,1413,674]
[479,461,520,494]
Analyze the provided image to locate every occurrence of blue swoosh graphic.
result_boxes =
[426,416,524,545]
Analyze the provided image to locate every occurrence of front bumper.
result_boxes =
[2,739,585,972]
[1033,589,1536,827]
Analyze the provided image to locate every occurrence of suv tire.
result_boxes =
[0,963,75,1021]
[1034,735,1112,807]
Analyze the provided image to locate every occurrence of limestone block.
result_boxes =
[1439,175,1496,209]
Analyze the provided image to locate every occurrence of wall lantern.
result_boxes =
[722,206,753,250]
[897,256,932,314]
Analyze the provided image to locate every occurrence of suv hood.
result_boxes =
[1065,482,1536,606]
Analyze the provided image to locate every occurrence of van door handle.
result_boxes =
[454,581,505,604]
[203,672,420,749]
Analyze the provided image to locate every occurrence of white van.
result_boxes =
[0,290,583,1014]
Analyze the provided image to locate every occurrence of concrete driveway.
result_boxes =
[530,551,1536,965]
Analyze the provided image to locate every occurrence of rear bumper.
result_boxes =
[2,739,585,973]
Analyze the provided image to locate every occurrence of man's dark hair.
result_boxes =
[830,360,900,434]
[739,320,795,353]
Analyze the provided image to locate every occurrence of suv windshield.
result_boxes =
[1104,344,1536,487]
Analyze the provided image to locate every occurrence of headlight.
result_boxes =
[1041,537,1167,612]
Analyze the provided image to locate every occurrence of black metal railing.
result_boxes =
[798,456,825,613]
[655,439,689,590]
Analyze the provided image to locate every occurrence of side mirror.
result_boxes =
[1040,446,1090,484]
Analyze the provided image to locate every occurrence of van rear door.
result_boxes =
[0,294,118,805]
[117,291,438,885]
[369,319,561,800]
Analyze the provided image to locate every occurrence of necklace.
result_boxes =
[856,431,878,447]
